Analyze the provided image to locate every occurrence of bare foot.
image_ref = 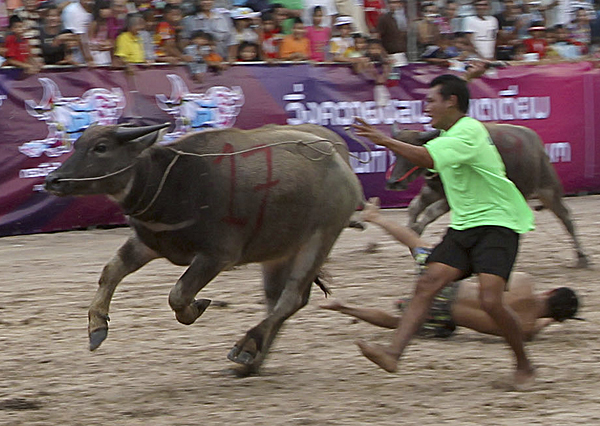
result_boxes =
[319,301,345,311]
[355,340,398,373]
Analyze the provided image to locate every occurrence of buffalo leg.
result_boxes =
[228,230,335,372]
[411,198,450,235]
[538,189,589,268]
[89,236,160,350]
[407,185,445,235]
[168,253,228,325]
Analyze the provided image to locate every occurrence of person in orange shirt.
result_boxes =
[279,17,310,61]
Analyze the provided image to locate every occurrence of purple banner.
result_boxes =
[1,63,600,236]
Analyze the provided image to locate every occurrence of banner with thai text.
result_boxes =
[1,62,599,236]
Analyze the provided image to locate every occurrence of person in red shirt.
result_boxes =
[523,24,548,59]
[5,15,41,74]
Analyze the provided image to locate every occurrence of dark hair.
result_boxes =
[191,30,210,40]
[237,41,259,60]
[367,37,382,46]
[292,16,303,25]
[312,5,324,14]
[429,74,470,113]
[270,3,284,10]
[548,287,580,322]
[261,11,273,21]
[9,14,23,28]
[163,4,181,14]
[352,32,366,40]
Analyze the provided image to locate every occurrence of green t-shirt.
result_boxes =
[424,116,535,234]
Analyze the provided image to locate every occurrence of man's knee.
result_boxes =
[414,275,447,299]
[479,290,503,315]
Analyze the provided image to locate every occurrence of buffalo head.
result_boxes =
[45,123,170,197]
[385,125,440,191]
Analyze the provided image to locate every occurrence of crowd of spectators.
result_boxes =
[0,0,599,77]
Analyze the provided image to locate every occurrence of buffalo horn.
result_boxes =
[115,123,171,143]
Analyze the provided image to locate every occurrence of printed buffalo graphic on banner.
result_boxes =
[19,78,126,158]
[156,74,244,142]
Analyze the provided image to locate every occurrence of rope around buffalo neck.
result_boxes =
[126,138,369,217]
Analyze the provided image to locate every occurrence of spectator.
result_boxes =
[246,0,271,14]
[237,39,260,60]
[229,7,261,59]
[363,37,391,84]
[4,14,41,73]
[463,0,498,59]
[279,16,310,60]
[305,5,330,61]
[155,4,188,63]
[523,23,548,58]
[495,0,521,60]
[62,0,94,64]
[107,0,128,40]
[88,0,113,65]
[114,13,146,65]
[259,11,282,59]
[203,32,228,71]
[302,0,337,29]
[363,0,385,35]
[329,15,357,62]
[39,4,74,65]
[181,0,235,61]
[274,0,304,35]
[376,0,407,56]
[416,2,442,56]
[184,29,210,80]
[139,8,157,62]
[517,1,544,39]
[439,0,461,35]
[569,7,592,52]
[547,23,584,58]
[13,0,41,57]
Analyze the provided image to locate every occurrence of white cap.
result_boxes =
[334,15,354,26]
[230,7,261,19]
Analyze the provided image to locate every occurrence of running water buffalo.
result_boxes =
[45,123,363,373]
[386,123,589,268]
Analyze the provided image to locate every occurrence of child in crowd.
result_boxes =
[204,32,228,72]
[305,5,330,62]
[279,17,309,61]
[230,7,261,60]
[88,0,112,65]
[237,40,260,60]
[155,4,187,63]
[523,23,548,59]
[39,5,78,65]
[329,15,357,62]
[546,24,583,59]
[184,29,210,81]
[4,14,41,73]
[259,11,281,60]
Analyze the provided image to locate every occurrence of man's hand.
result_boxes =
[361,197,382,223]
[351,117,390,147]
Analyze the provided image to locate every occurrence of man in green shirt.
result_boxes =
[351,74,536,387]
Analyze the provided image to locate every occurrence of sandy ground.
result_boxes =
[1,195,599,426]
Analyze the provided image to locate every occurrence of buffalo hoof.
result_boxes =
[227,346,255,366]
[193,298,212,316]
[89,328,108,351]
[575,256,590,269]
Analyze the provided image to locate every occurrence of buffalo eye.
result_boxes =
[93,143,108,154]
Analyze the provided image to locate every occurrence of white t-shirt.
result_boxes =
[61,1,92,35]
[303,0,338,28]
[463,15,498,59]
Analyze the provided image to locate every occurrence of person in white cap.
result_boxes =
[329,15,359,62]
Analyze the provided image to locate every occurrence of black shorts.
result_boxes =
[426,226,520,281]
